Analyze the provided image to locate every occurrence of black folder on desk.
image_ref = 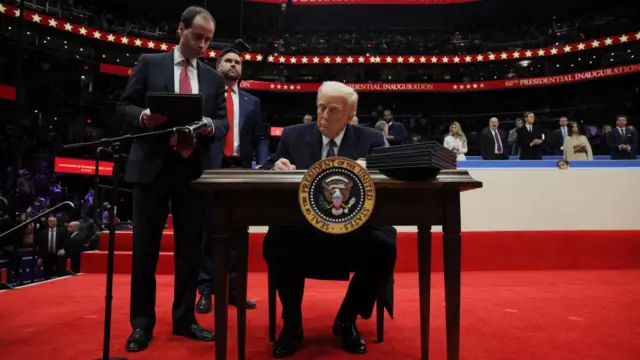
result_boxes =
[146,92,202,128]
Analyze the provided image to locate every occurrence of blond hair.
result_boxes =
[450,121,467,142]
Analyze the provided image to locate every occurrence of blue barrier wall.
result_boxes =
[465,155,614,161]
[459,160,640,168]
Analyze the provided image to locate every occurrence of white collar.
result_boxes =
[322,126,347,148]
[173,48,198,69]
[226,83,239,94]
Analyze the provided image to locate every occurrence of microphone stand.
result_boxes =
[63,128,177,360]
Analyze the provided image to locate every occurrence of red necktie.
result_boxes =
[224,87,234,157]
[493,130,502,153]
[174,61,194,157]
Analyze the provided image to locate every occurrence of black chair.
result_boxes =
[267,272,393,343]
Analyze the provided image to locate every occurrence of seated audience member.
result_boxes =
[263,81,396,357]
[374,120,391,147]
[563,121,593,161]
[557,159,569,170]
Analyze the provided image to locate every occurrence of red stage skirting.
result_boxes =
[83,230,640,274]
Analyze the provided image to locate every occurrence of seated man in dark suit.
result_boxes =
[263,81,396,358]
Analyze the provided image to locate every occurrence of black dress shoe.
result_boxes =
[332,319,366,354]
[196,293,212,314]
[229,297,257,310]
[125,328,153,352]
[173,323,215,341]
[273,327,303,358]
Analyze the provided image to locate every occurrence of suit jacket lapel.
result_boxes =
[238,90,248,131]
[306,127,323,166]
[338,125,357,159]
[164,52,175,93]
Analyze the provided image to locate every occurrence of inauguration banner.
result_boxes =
[100,63,640,93]
[0,84,16,101]
[54,157,114,177]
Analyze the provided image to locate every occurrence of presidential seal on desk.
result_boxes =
[298,157,375,235]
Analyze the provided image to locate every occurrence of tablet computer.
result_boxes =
[146,92,203,128]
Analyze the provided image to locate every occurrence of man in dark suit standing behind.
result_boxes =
[196,48,262,313]
[36,216,68,279]
[608,115,637,159]
[117,6,228,352]
[264,81,396,357]
[480,117,508,160]
[517,112,544,160]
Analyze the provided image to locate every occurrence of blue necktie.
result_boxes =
[326,139,337,158]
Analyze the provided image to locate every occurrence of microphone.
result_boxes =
[180,117,213,135]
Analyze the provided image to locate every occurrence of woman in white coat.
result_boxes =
[443,121,468,161]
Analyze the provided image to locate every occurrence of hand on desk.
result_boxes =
[273,158,296,171]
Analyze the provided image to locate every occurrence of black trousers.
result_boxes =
[69,252,81,273]
[263,225,396,327]
[42,252,66,280]
[198,156,244,297]
[129,154,206,332]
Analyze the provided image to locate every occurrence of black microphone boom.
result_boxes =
[180,117,214,135]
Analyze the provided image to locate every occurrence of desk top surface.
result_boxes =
[192,169,482,191]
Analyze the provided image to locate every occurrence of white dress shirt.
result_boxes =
[48,228,56,252]
[491,129,503,154]
[321,127,346,159]
[173,49,198,94]
[226,84,241,155]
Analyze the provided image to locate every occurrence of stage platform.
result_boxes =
[1,271,639,360]
[81,229,640,275]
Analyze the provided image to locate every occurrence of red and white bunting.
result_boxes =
[101,62,640,92]
[2,3,637,66]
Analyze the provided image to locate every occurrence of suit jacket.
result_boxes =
[479,127,508,159]
[517,125,544,160]
[209,89,262,169]
[607,127,637,160]
[37,227,68,256]
[117,52,229,184]
[268,123,396,316]
[67,231,85,255]
[387,121,408,146]
[551,127,569,155]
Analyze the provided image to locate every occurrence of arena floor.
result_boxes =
[1,271,639,360]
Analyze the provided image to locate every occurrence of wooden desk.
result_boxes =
[191,169,482,360]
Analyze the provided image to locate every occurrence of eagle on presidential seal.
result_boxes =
[318,175,357,216]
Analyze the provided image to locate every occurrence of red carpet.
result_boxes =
[1,271,640,360]
[84,230,640,274]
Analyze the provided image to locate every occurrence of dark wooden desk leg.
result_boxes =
[235,226,249,360]
[417,225,432,360]
[212,195,231,360]
[442,191,462,360]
